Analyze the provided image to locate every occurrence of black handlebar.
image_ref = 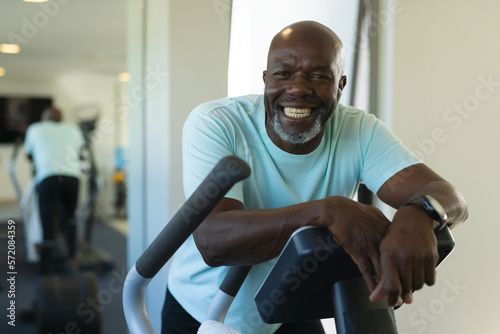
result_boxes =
[219,265,252,297]
[135,156,251,279]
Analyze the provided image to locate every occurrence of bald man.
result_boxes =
[162,21,468,333]
[24,107,85,274]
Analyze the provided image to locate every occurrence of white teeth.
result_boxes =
[283,107,312,118]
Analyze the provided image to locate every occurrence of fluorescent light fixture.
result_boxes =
[23,0,50,3]
[0,44,21,54]
[0,67,5,76]
[118,72,131,82]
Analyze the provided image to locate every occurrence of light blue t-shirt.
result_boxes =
[168,94,421,333]
[24,120,85,183]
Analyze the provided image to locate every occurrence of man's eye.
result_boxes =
[311,74,332,81]
[273,71,289,77]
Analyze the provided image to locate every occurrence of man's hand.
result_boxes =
[324,197,392,293]
[369,205,439,306]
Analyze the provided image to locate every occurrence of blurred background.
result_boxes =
[0,1,128,333]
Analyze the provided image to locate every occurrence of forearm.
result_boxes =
[406,180,468,229]
[379,164,468,229]
[193,199,325,267]
[194,195,392,269]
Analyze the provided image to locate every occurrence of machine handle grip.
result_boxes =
[219,265,252,297]
[8,136,24,201]
[135,156,251,279]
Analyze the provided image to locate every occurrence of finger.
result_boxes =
[398,261,413,300]
[370,251,382,280]
[355,257,378,292]
[369,281,386,303]
[424,260,437,286]
[384,275,402,306]
[423,252,439,287]
[361,265,378,292]
[366,250,383,292]
[370,266,401,306]
[378,257,402,306]
[394,296,404,308]
[403,291,413,304]
[412,263,425,291]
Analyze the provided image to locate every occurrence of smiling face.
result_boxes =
[263,22,346,154]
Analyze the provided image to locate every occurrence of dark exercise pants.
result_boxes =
[37,175,79,269]
[161,289,325,334]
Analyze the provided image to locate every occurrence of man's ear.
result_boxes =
[336,75,347,100]
[263,70,267,84]
[339,75,347,92]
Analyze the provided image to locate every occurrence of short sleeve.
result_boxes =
[360,116,422,194]
[182,105,244,203]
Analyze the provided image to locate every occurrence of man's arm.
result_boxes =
[195,162,467,307]
[194,196,391,270]
[370,163,468,306]
[376,163,468,228]
[23,129,35,174]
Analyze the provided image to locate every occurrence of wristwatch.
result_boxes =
[401,195,448,230]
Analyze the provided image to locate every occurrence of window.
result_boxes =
[228,0,359,105]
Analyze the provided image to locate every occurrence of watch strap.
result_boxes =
[401,196,447,231]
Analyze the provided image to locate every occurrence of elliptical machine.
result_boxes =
[75,113,114,273]
[8,136,42,264]
[9,131,103,334]
[123,156,457,334]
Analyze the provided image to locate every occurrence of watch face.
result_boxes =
[424,195,447,222]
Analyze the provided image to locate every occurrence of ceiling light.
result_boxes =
[0,68,5,76]
[118,72,131,82]
[0,44,21,54]
[23,0,50,3]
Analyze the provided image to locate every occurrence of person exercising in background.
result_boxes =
[163,21,468,334]
[24,106,85,274]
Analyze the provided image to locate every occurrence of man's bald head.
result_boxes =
[267,21,345,77]
[41,107,62,122]
[262,21,348,153]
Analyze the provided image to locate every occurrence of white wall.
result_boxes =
[392,1,500,333]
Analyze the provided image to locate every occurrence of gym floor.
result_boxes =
[0,205,128,334]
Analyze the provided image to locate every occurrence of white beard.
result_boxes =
[270,110,325,145]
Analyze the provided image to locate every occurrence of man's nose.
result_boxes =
[286,76,313,96]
